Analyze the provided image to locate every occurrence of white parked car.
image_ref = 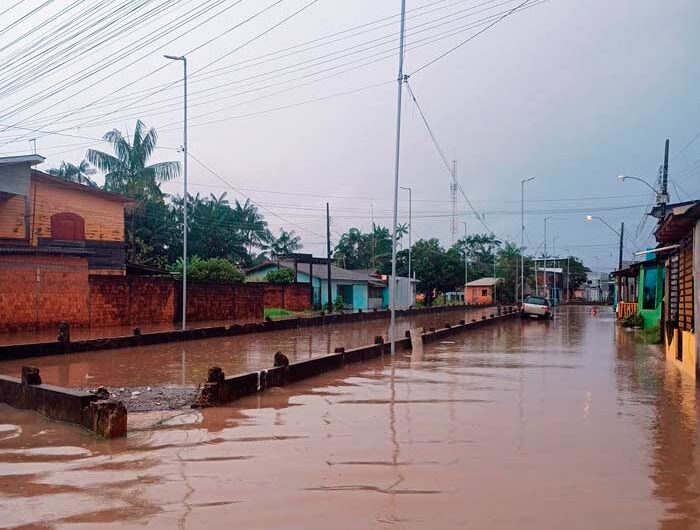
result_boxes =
[521,296,552,320]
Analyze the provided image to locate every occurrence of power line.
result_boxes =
[410,0,534,75]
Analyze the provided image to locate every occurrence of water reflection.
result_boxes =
[1,306,699,529]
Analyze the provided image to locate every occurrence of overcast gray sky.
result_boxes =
[1,0,698,270]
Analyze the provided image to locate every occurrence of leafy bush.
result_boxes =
[264,268,294,284]
[333,295,345,312]
[621,312,644,328]
[170,256,244,283]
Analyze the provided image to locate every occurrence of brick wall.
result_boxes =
[0,255,90,332]
[263,283,312,311]
[88,276,175,327]
[176,282,265,323]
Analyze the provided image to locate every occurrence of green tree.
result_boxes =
[170,256,244,283]
[47,159,97,187]
[264,268,294,284]
[265,229,302,260]
[495,242,533,303]
[87,119,180,200]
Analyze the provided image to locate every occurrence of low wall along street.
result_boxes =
[197,308,520,407]
[0,303,494,360]
[0,308,518,438]
[262,283,312,312]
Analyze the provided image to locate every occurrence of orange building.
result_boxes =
[0,154,130,331]
[464,277,501,305]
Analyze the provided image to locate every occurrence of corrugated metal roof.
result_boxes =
[466,277,501,287]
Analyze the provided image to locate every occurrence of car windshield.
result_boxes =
[525,296,549,306]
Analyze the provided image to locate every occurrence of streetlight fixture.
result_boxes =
[399,186,412,281]
[165,54,188,330]
[617,174,668,204]
[520,177,535,303]
[585,215,624,270]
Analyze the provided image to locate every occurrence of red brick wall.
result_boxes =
[88,275,175,327]
[263,283,312,311]
[177,282,265,323]
[0,255,90,332]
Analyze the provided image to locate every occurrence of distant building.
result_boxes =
[464,277,501,305]
[535,267,564,304]
[583,272,611,303]
[246,259,415,311]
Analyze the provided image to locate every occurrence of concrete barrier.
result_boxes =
[197,309,517,407]
[0,368,126,438]
[0,303,488,360]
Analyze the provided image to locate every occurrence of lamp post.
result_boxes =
[617,174,667,205]
[520,177,535,303]
[543,216,552,304]
[389,0,407,356]
[585,215,624,270]
[400,186,412,281]
[164,54,188,330]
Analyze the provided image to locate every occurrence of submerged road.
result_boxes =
[0,306,494,388]
[1,306,699,529]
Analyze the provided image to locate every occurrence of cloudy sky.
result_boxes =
[1,0,698,270]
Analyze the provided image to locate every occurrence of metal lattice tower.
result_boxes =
[450,160,458,243]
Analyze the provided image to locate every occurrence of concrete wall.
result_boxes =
[176,282,264,323]
[89,275,175,326]
[262,283,312,311]
[0,254,90,332]
[29,178,125,245]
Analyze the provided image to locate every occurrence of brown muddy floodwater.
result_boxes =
[0,307,493,388]
[2,306,700,529]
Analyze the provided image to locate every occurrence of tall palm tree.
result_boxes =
[87,119,179,200]
[265,229,302,262]
[47,159,97,187]
[233,198,271,256]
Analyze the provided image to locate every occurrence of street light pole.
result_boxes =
[389,0,407,356]
[463,221,468,303]
[165,54,188,330]
[520,177,534,303]
[585,215,624,270]
[400,186,412,281]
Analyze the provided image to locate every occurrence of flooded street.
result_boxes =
[0,307,494,388]
[2,305,699,529]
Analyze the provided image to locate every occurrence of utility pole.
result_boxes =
[492,237,497,303]
[450,161,458,244]
[543,217,548,304]
[389,0,407,355]
[618,221,624,271]
[400,186,412,281]
[520,178,534,303]
[660,138,669,205]
[326,203,332,310]
[164,54,188,330]
[566,256,570,302]
[463,221,468,303]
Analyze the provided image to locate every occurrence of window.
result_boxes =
[642,266,658,310]
[481,289,488,296]
[50,212,85,241]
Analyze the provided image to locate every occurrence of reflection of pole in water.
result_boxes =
[181,348,186,386]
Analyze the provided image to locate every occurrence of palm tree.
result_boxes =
[47,159,97,187]
[87,119,179,200]
[232,198,271,257]
[265,229,302,262]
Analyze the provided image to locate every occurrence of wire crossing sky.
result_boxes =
[0,0,699,270]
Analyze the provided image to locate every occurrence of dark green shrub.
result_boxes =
[170,256,244,283]
[264,268,294,284]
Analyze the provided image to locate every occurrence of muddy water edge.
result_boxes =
[1,306,699,529]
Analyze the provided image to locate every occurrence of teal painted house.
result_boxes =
[613,253,663,328]
[246,260,387,311]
